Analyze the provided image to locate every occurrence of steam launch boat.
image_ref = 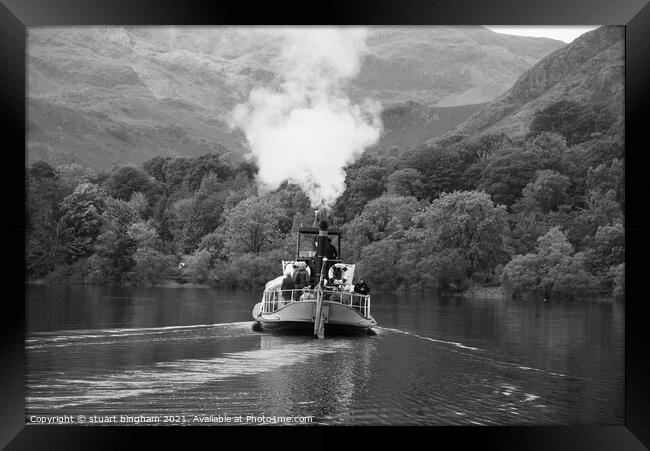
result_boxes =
[252,216,377,337]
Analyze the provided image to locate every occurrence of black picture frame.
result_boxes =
[2,0,648,448]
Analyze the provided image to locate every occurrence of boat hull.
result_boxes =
[252,300,376,336]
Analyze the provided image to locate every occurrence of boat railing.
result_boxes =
[261,288,371,317]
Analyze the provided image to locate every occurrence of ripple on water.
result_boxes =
[27,323,564,424]
[27,325,356,410]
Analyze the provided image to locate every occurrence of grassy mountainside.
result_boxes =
[448,26,624,140]
[27,27,563,170]
[354,26,563,107]
[368,102,486,156]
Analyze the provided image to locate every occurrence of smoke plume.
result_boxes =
[230,27,382,208]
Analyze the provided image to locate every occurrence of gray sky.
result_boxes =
[484,26,599,43]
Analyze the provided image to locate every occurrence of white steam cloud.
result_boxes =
[230,27,382,208]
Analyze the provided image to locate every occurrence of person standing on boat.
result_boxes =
[324,238,338,275]
[307,261,317,288]
[354,279,370,295]
[293,261,309,289]
[280,269,296,305]
[327,238,338,260]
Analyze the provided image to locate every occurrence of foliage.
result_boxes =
[272,183,311,233]
[418,248,471,292]
[554,189,622,249]
[132,248,177,285]
[127,192,149,219]
[197,231,226,261]
[333,163,393,223]
[56,163,97,192]
[357,239,404,291]
[26,162,67,276]
[411,190,509,279]
[502,227,600,298]
[584,222,624,281]
[607,263,625,298]
[104,166,155,201]
[58,183,108,262]
[344,194,421,260]
[127,221,160,250]
[405,145,467,199]
[586,158,624,204]
[212,249,285,290]
[90,198,140,283]
[529,101,615,145]
[182,250,213,284]
[514,170,570,214]
[476,149,538,207]
[168,178,227,254]
[385,168,426,198]
[219,195,287,256]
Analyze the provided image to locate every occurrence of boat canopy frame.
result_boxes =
[295,226,342,261]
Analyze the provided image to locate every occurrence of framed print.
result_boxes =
[1,0,649,448]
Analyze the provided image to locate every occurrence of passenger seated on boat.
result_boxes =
[320,281,334,301]
[280,270,296,305]
[339,287,353,305]
[299,287,315,301]
[329,288,343,303]
[293,262,309,289]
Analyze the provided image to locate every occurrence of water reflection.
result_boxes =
[256,334,377,422]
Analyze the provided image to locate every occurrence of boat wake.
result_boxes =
[376,326,480,351]
[26,322,256,350]
[29,321,253,336]
[27,328,355,410]
[375,326,566,378]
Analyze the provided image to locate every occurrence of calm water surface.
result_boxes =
[26,284,624,425]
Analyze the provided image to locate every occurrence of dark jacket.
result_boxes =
[327,243,338,260]
[294,269,309,289]
[281,276,296,298]
[354,280,370,295]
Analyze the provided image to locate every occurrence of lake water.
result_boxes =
[25,284,624,425]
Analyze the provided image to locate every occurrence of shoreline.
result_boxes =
[26,279,215,290]
[461,286,507,300]
[27,280,619,302]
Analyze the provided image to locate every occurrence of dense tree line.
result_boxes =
[26,100,624,299]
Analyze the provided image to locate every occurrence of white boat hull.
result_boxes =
[252,300,376,335]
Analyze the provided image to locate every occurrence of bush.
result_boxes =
[44,259,91,284]
[211,249,284,290]
[423,248,471,292]
[132,248,177,285]
[529,101,615,145]
[608,263,624,298]
[182,250,213,284]
[502,227,599,298]
[357,239,403,291]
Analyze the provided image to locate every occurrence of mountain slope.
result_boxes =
[368,102,486,157]
[447,26,624,140]
[354,26,563,107]
[27,26,564,170]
